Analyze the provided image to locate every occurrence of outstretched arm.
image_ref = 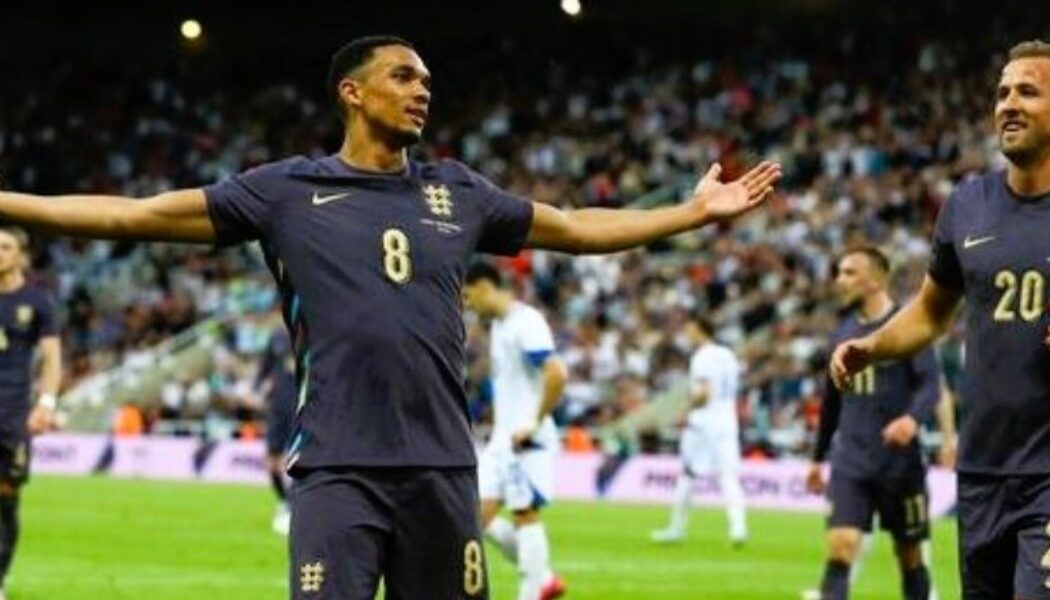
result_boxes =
[525,161,780,253]
[0,189,216,243]
[830,276,961,390]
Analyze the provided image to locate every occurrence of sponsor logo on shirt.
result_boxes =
[963,234,995,249]
[311,191,352,206]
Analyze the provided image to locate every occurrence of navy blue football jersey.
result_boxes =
[815,308,940,479]
[0,284,58,442]
[929,172,1050,474]
[205,156,533,470]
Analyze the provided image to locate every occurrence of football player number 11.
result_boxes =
[382,228,412,284]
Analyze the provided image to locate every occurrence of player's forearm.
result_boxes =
[813,380,841,461]
[37,343,61,409]
[935,388,957,439]
[0,190,215,242]
[37,338,61,394]
[907,385,939,424]
[868,298,953,362]
[0,191,141,238]
[536,359,568,423]
[531,203,708,254]
[39,358,61,397]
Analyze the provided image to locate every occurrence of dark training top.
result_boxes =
[0,284,58,444]
[815,308,940,479]
[929,171,1050,475]
[205,156,533,470]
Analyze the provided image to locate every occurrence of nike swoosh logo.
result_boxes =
[311,191,351,206]
[963,235,995,249]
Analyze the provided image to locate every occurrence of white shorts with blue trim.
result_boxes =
[477,443,554,512]
[680,424,741,476]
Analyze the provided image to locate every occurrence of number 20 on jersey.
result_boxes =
[993,269,1045,322]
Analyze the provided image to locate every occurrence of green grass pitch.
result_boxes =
[9,476,959,598]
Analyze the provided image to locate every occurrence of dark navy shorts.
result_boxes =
[826,471,929,542]
[289,466,487,600]
[0,437,30,487]
[958,473,1050,600]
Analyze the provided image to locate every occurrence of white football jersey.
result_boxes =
[489,301,559,450]
[686,342,742,431]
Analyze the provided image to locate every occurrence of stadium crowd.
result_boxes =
[0,22,1004,458]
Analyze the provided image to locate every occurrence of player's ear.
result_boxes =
[339,76,364,112]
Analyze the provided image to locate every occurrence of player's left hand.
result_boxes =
[27,404,56,435]
[881,414,919,448]
[511,427,537,452]
[804,462,826,495]
[690,161,781,222]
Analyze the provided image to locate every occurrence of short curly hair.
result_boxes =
[328,35,414,123]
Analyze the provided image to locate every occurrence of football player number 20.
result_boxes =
[382,228,412,284]
[993,269,1044,323]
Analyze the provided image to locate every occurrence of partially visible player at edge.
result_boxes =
[831,40,1050,600]
[253,312,297,536]
[807,247,940,600]
[463,262,568,600]
[650,313,748,547]
[0,36,780,599]
[0,227,61,600]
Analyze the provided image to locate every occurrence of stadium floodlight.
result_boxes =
[560,0,582,17]
[180,19,203,41]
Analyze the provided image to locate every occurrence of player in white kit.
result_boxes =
[463,262,568,600]
[651,314,748,546]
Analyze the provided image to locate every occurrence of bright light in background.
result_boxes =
[560,0,582,17]
[180,19,202,41]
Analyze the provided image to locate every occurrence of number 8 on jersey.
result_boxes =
[382,228,412,284]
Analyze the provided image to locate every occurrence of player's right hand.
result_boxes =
[27,405,55,435]
[805,462,826,495]
[829,337,875,391]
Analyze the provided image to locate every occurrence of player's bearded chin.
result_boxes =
[1001,129,1049,167]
